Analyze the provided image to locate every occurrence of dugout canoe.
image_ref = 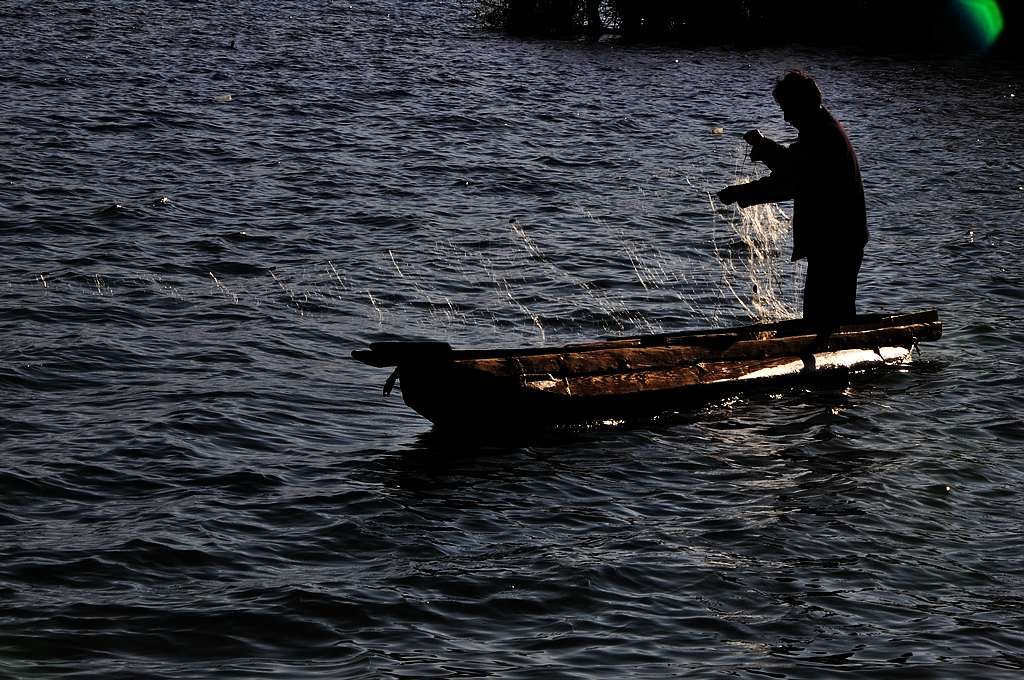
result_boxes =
[352,310,942,428]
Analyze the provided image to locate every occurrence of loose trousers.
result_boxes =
[802,249,864,329]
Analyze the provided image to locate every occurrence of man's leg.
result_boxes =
[834,249,864,322]
[803,249,863,328]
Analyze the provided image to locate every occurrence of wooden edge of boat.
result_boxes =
[518,344,920,399]
[351,310,942,371]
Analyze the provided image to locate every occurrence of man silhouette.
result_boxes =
[718,70,868,329]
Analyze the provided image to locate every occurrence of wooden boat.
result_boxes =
[353,310,942,428]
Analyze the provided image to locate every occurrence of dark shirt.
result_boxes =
[730,107,868,261]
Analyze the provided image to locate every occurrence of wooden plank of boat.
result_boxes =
[464,322,933,379]
[520,345,917,398]
[354,310,938,366]
[351,310,942,427]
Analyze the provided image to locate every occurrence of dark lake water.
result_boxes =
[3,1,1024,678]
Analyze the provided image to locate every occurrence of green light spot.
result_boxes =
[956,0,1004,48]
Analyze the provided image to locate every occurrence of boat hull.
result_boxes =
[353,311,942,429]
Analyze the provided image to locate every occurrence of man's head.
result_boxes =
[772,70,822,130]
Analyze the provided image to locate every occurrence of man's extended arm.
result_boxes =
[719,172,795,208]
[718,137,798,207]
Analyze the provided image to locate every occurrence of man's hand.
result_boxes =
[717,185,740,205]
[744,129,770,162]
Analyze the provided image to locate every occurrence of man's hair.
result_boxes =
[772,70,822,111]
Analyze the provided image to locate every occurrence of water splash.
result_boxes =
[508,218,658,336]
[349,169,800,342]
[6,162,799,345]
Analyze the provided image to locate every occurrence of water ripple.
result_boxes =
[2,1,1024,677]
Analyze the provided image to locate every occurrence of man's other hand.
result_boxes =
[717,186,740,205]
[743,129,764,145]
